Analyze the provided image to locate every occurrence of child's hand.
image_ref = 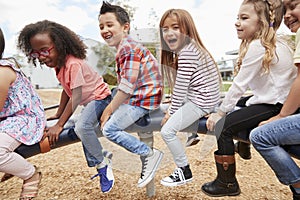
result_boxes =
[42,129,48,141]
[161,113,170,126]
[206,112,223,132]
[100,105,113,129]
[259,114,282,126]
[44,124,63,145]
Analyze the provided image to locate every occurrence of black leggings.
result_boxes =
[215,103,282,155]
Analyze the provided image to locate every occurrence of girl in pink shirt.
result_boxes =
[18,20,114,193]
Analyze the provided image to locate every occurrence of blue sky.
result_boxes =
[0,0,291,60]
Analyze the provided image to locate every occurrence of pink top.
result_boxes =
[56,55,111,105]
[0,59,46,145]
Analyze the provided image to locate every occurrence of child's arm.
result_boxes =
[100,89,130,128]
[47,90,69,120]
[0,66,16,110]
[45,86,82,145]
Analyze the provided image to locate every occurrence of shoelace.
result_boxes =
[90,158,111,180]
[140,156,148,178]
[170,168,185,181]
[91,167,105,180]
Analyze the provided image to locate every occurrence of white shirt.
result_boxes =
[219,39,297,113]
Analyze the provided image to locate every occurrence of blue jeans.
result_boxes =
[75,96,111,167]
[161,101,212,167]
[250,113,300,185]
[102,104,151,156]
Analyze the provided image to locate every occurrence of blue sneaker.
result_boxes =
[91,157,114,193]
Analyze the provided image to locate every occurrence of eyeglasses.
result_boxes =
[30,46,54,58]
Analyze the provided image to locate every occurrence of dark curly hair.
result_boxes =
[17,20,87,68]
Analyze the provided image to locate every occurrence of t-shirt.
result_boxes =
[56,55,111,106]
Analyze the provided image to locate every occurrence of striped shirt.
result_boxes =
[115,36,162,110]
[169,42,220,115]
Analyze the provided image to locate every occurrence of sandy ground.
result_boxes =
[0,89,299,200]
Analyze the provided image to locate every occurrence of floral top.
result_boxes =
[0,59,46,145]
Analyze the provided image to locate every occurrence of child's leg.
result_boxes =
[75,98,110,167]
[102,104,151,156]
[0,133,35,180]
[161,101,210,167]
[75,98,114,193]
[160,102,211,186]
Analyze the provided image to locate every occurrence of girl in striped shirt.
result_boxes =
[159,9,221,187]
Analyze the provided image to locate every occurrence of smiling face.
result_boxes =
[161,15,186,52]
[30,33,58,68]
[235,3,260,41]
[283,0,300,33]
[98,12,129,48]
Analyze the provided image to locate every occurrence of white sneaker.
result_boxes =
[161,165,193,187]
[137,148,163,187]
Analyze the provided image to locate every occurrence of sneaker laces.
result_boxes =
[140,156,148,179]
[91,167,106,180]
[169,168,185,182]
[90,158,110,180]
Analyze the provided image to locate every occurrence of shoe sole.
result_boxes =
[186,138,200,147]
[201,187,241,197]
[160,178,193,187]
[137,151,164,188]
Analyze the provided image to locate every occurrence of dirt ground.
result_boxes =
[0,89,299,200]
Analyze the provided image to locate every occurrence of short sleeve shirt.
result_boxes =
[56,55,111,105]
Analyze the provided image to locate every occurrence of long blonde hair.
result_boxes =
[159,9,220,92]
[235,0,283,75]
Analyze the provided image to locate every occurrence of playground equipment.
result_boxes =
[14,104,300,197]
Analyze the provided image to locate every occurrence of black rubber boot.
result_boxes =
[201,151,241,197]
[234,141,251,160]
[290,186,300,200]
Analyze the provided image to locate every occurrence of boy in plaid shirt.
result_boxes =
[98,1,163,188]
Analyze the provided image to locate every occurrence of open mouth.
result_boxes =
[103,34,113,40]
[168,38,177,44]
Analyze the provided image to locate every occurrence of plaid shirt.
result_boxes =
[115,36,162,110]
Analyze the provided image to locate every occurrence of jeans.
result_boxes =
[102,104,151,156]
[161,101,212,167]
[75,96,111,167]
[215,103,282,155]
[250,113,300,185]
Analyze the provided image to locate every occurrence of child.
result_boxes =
[17,20,114,193]
[159,9,221,186]
[202,0,297,197]
[98,1,163,188]
[0,27,45,199]
[250,0,300,198]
